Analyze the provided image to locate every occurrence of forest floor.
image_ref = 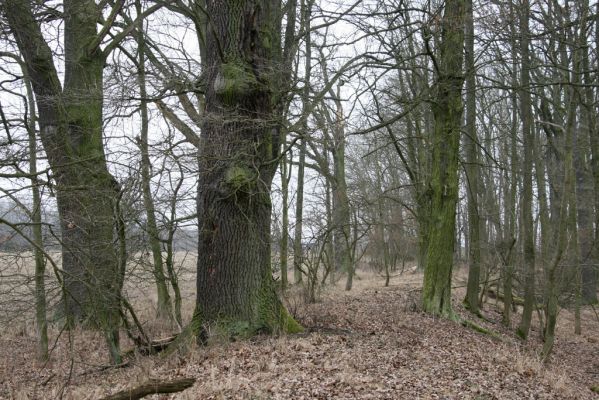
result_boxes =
[1,268,598,399]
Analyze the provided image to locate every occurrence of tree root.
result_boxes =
[99,377,196,400]
[460,319,504,342]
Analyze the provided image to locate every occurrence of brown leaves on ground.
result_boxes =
[1,271,598,399]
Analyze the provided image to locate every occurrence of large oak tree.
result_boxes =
[194,0,301,335]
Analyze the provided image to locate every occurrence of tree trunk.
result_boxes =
[292,0,312,286]
[136,0,172,320]
[502,2,520,327]
[580,1,599,304]
[463,0,481,314]
[195,0,301,336]
[516,0,536,340]
[293,137,306,285]
[541,2,585,356]
[330,89,352,291]
[6,0,122,362]
[20,60,48,361]
[422,0,466,318]
[280,149,291,290]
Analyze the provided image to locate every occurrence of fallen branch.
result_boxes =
[79,361,130,377]
[122,335,179,358]
[99,377,196,400]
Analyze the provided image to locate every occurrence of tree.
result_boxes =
[0,51,49,360]
[515,0,535,340]
[292,0,313,286]
[194,0,301,336]
[3,0,140,362]
[135,0,172,320]
[463,0,482,315]
[421,0,467,317]
[580,0,599,305]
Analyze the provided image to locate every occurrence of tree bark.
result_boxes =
[516,0,536,340]
[280,149,291,289]
[580,0,599,305]
[463,0,481,315]
[293,136,306,285]
[330,88,352,291]
[195,0,301,336]
[5,0,122,362]
[136,0,172,320]
[422,0,466,318]
[17,56,49,361]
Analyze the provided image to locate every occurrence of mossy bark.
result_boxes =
[195,0,301,336]
[421,0,466,318]
[6,0,122,363]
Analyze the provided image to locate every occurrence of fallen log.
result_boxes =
[99,377,196,400]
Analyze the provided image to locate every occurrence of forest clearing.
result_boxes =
[1,267,598,400]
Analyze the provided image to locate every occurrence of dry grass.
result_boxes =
[0,260,598,399]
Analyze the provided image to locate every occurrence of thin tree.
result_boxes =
[136,0,172,320]
[463,0,482,315]
[515,0,536,340]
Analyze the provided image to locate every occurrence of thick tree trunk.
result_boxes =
[195,0,301,336]
[6,0,122,362]
[422,0,466,318]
